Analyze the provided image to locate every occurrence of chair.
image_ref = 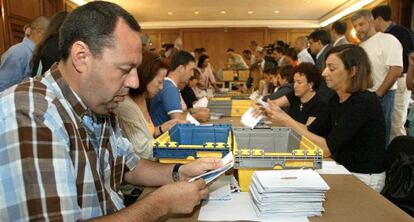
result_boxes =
[381,136,414,217]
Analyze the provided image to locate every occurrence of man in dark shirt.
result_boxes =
[372,5,414,140]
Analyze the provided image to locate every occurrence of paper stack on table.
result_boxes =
[250,169,330,218]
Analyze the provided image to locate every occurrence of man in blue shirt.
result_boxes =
[0,16,50,92]
[150,50,210,126]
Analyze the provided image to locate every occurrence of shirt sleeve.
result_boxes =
[0,50,26,91]
[0,109,81,221]
[161,85,182,114]
[384,34,403,67]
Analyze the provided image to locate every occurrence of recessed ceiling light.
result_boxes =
[137,2,142,6]
[167,12,173,15]
[194,11,199,15]
[306,0,311,3]
[274,10,280,14]
[248,11,253,14]
[221,11,226,14]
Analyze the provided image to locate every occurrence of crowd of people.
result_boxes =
[0,1,413,221]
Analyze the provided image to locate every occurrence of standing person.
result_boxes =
[331,20,350,46]
[197,54,218,94]
[294,36,315,65]
[259,45,386,192]
[31,11,68,76]
[372,5,414,139]
[0,2,222,221]
[226,48,249,70]
[0,16,50,92]
[352,9,403,146]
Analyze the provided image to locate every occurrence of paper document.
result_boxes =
[249,91,260,100]
[199,192,309,222]
[186,113,200,125]
[316,161,351,175]
[189,152,234,185]
[206,176,232,200]
[241,107,263,128]
[193,97,209,108]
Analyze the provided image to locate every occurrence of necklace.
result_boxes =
[300,103,304,112]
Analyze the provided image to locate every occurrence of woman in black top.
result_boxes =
[181,68,201,109]
[262,45,386,192]
[265,63,325,126]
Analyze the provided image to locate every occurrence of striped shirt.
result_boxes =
[0,64,139,221]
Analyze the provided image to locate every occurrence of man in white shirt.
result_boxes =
[351,9,403,146]
[331,20,350,46]
[294,36,315,64]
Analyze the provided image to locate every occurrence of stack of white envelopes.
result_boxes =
[250,169,330,218]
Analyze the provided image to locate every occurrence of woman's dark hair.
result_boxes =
[293,62,321,90]
[278,65,294,82]
[31,11,68,76]
[325,44,373,93]
[59,1,140,61]
[284,48,298,61]
[197,54,209,68]
[129,51,168,96]
[190,68,202,81]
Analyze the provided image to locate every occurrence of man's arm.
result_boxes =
[0,50,25,91]
[376,66,402,97]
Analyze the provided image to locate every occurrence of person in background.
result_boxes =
[263,65,294,101]
[259,45,386,192]
[372,5,414,140]
[352,9,403,146]
[0,2,222,220]
[226,48,249,70]
[181,68,202,109]
[31,11,68,77]
[242,49,253,67]
[197,54,218,93]
[23,24,31,38]
[264,63,325,126]
[406,53,414,136]
[272,47,289,67]
[0,16,50,92]
[140,32,152,52]
[150,50,210,126]
[294,36,315,65]
[331,20,350,46]
[115,51,185,159]
[248,49,266,92]
[283,47,299,67]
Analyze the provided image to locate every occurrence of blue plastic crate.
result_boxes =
[169,123,231,145]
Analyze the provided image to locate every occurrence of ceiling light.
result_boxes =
[137,2,142,6]
[71,0,87,5]
[319,0,375,27]
[274,10,280,14]
[221,11,226,14]
[167,12,173,15]
[248,11,253,14]
[306,0,311,3]
[194,11,199,15]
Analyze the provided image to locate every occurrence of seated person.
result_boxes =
[181,68,202,109]
[0,2,222,220]
[265,63,325,126]
[115,51,185,159]
[261,45,386,192]
[226,48,249,70]
[197,54,218,94]
[263,65,294,101]
[150,50,210,126]
[258,62,276,97]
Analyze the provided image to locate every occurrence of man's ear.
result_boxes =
[70,41,92,74]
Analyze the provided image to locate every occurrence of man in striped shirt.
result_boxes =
[0,2,222,221]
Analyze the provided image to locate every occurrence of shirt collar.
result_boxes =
[333,36,345,46]
[22,37,35,51]
[384,22,396,33]
[165,77,178,88]
[316,45,329,59]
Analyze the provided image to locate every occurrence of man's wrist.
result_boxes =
[172,163,183,182]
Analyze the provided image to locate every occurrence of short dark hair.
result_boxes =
[278,65,294,82]
[164,43,174,51]
[284,48,298,61]
[293,63,321,90]
[243,49,251,55]
[263,62,277,74]
[325,44,373,93]
[274,47,285,54]
[332,21,347,35]
[59,1,140,61]
[372,5,392,21]
[197,54,209,68]
[227,48,235,52]
[170,50,195,71]
[129,51,168,97]
[190,68,202,81]
[308,30,331,46]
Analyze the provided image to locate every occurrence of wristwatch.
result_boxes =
[172,163,183,182]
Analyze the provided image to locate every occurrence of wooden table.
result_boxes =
[141,174,413,222]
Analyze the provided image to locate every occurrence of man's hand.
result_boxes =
[191,107,211,122]
[179,157,222,181]
[161,119,188,132]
